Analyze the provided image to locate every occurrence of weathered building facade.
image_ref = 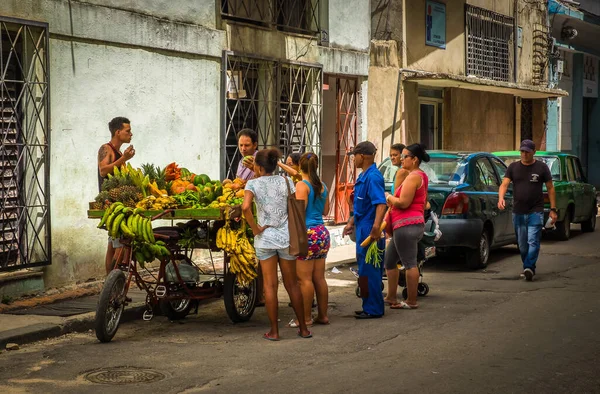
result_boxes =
[0,1,370,295]
[368,0,566,162]
[547,0,600,188]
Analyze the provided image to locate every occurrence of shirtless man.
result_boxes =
[98,117,135,274]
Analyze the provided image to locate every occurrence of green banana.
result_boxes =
[134,250,145,264]
[141,218,150,242]
[98,208,111,229]
[122,207,132,215]
[112,204,125,215]
[141,244,153,261]
[158,245,170,257]
[120,221,135,238]
[111,213,125,238]
[131,215,139,237]
[126,214,134,230]
[146,219,155,243]
[133,208,142,215]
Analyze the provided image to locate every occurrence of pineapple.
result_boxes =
[91,201,103,210]
[95,191,111,203]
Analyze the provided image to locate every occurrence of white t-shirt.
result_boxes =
[245,175,295,250]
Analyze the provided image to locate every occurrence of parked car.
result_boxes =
[378,151,516,269]
[493,151,597,240]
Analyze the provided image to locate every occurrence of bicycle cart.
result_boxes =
[88,207,258,343]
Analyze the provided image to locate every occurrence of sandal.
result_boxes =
[297,330,313,339]
[390,301,418,310]
[263,332,280,341]
[286,319,314,328]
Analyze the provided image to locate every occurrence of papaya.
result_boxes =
[186,183,196,191]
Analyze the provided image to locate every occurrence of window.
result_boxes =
[473,158,499,191]
[221,0,320,35]
[566,158,576,182]
[466,5,514,82]
[222,53,322,180]
[421,157,466,185]
[490,157,507,179]
[571,158,585,182]
[0,18,50,272]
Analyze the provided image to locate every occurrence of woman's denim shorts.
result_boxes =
[255,247,296,261]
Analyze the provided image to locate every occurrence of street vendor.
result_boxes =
[343,141,387,319]
[97,116,135,275]
[236,128,258,181]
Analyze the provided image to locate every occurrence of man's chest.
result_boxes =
[512,165,543,185]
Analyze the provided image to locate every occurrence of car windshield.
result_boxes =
[379,160,399,184]
[500,156,561,181]
[421,157,466,185]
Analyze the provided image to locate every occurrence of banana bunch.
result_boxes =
[216,221,257,285]
[98,202,170,267]
[136,195,178,210]
[127,163,150,198]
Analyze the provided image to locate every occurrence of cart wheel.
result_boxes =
[95,270,126,343]
[160,298,192,320]
[224,273,257,323]
[402,287,408,300]
[417,282,430,296]
[355,286,361,298]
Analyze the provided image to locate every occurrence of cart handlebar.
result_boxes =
[151,209,175,221]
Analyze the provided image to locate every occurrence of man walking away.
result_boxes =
[343,141,387,318]
[498,139,557,281]
[98,117,135,274]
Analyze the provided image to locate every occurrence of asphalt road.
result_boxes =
[1,225,599,394]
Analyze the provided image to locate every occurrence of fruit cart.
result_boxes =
[88,205,258,343]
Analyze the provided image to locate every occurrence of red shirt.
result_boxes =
[389,171,428,230]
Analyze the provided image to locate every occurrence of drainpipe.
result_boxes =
[390,68,440,147]
[514,0,518,83]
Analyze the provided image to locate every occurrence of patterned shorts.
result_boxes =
[298,224,330,261]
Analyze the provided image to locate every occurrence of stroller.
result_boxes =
[397,208,441,300]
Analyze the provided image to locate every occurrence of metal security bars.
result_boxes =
[0,17,50,272]
[221,0,320,35]
[532,23,549,86]
[466,5,514,82]
[221,52,322,180]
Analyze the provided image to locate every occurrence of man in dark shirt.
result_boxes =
[98,117,135,275]
[498,139,557,281]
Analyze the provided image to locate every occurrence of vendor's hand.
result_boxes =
[369,225,383,242]
[343,223,354,236]
[549,210,558,224]
[123,145,135,160]
[497,198,506,210]
[242,155,255,169]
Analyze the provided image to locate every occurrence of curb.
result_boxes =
[0,303,146,349]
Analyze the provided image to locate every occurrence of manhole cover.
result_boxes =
[84,367,165,385]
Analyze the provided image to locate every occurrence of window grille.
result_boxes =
[0,17,50,272]
[532,23,549,85]
[221,53,322,180]
[466,5,514,82]
[221,0,320,35]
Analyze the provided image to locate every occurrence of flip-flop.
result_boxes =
[263,333,280,341]
[286,319,314,328]
[384,300,397,306]
[390,301,418,310]
[297,330,313,338]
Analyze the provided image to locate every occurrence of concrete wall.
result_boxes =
[558,51,574,150]
[46,40,221,288]
[329,0,370,51]
[516,3,546,85]
[444,89,515,151]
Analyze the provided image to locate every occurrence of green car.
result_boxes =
[493,151,597,240]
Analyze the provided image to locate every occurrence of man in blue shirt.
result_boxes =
[343,141,387,318]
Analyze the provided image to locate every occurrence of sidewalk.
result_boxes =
[0,242,356,350]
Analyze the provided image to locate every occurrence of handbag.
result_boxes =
[282,176,308,256]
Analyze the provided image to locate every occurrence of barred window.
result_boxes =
[221,0,320,35]
[222,53,322,180]
[0,17,50,272]
[466,5,514,82]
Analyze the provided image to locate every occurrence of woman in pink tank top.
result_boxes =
[383,144,430,309]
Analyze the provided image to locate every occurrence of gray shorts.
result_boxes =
[384,223,424,270]
[255,246,295,261]
[108,236,123,248]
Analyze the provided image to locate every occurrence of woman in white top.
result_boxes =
[242,148,312,341]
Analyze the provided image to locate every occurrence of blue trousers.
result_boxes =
[356,225,385,316]
[513,212,544,273]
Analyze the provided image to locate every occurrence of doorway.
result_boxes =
[418,99,443,149]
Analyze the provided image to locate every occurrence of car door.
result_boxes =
[473,157,502,244]
[490,156,514,241]
[567,157,585,220]
[573,157,595,219]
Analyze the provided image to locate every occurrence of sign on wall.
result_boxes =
[426,1,446,49]
[583,55,598,98]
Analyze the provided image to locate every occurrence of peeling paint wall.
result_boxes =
[46,40,221,288]
[328,0,370,51]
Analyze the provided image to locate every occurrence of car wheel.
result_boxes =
[581,207,597,233]
[466,230,490,270]
[556,209,571,241]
